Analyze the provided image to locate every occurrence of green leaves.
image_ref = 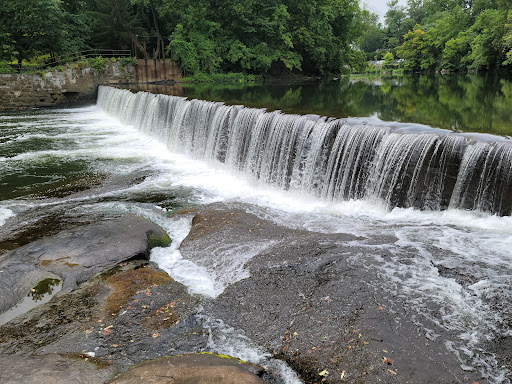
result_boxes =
[0,0,64,63]
[0,0,366,75]
[165,0,362,75]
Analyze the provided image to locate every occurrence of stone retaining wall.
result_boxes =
[0,62,134,110]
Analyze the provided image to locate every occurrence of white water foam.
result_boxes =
[150,215,218,297]
[0,207,15,227]
[101,114,511,382]
[203,315,302,384]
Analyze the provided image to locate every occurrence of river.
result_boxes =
[0,79,511,383]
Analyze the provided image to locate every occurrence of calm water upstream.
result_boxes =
[0,77,511,383]
[126,73,512,136]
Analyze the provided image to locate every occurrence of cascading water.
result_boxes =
[97,85,512,216]
[2,86,511,384]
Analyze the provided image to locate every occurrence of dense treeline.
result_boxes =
[3,0,511,75]
[358,0,512,72]
[0,0,369,75]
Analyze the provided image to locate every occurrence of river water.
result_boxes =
[1,85,511,383]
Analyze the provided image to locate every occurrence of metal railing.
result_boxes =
[9,49,133,73]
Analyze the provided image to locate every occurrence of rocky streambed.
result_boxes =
[1,201,507,384]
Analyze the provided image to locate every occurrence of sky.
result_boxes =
[362,0,408,23]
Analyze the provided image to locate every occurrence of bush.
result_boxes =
[0,62,16,73]
[181,72,260,84]
[119,57,137,67]
[89,56,106,71]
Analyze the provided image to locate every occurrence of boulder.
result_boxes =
[109,353,265,384]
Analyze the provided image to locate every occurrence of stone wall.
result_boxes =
[0,62,135,110]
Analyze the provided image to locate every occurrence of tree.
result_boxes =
[0,0,63,65]
[358,26,386,53]
[442,30,474,70]
[397,24,430,70]
[466,9,506,69]
[161,0,365,75]
[407,0,427,24]
[503,10,512,65]
[87,0,147,52]
[58,0,93,56]
[283,0,363,74]
[357,8,386,53]
[382,51,395,68]
[385,0,407,48]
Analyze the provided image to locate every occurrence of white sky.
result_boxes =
[362,0,408,23]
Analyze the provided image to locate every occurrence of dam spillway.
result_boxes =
[97,85,512,216]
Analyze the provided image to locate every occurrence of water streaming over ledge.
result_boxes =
[97,85,512,216]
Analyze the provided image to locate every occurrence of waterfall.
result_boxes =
[97,86,512,216]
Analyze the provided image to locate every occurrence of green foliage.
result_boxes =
[466,9,507,70]
[181,72,262,84]
[0,0,64,64]
[361,0,512,73]
[442,30,474,70]
[0,0,371,76]
[503,10,512,65]
[87,0,146,51]
[119,57,138,66]
[358,26,387,53]
[385,0,408,48]
[383,52,395,69]
[162,0,364,76]
[0,62,16,74]
[397,25,430,71]
[366,64,379,73]
[89,56,107,71]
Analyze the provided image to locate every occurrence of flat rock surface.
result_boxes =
[109,354,266,384]
[0,204,507,384]
[179,205,490,384]
[0,354,118,384]
[0,261,204,367]
[0,215,169,314]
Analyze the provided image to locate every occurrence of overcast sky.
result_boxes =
[362,0,408,23]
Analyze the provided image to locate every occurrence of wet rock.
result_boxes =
[0,261,205,368]
[179,206,486,384]
[0,215,170,314]
[109,353,266,383]
[0,354,119,384]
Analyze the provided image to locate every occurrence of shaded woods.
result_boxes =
[0,0,366,75]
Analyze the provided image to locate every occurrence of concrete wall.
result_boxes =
[0,62,135,110]
[134,59,182,83]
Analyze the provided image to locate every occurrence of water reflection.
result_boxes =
[28,278,61,302]
[125,74,512,136]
